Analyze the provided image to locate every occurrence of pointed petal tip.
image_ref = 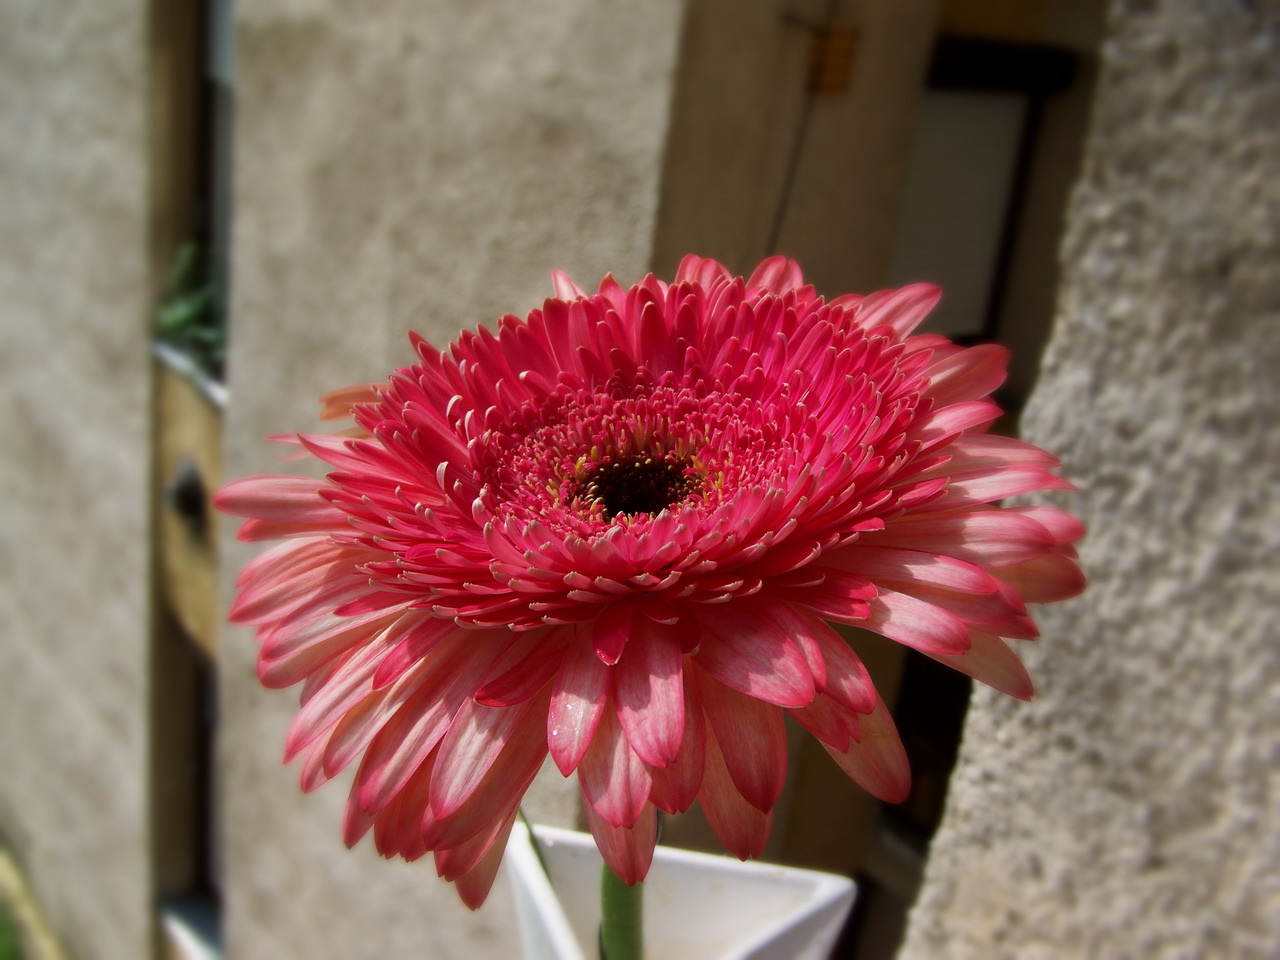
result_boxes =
[550,269,587,301]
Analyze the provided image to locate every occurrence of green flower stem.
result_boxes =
[599,864,644,960]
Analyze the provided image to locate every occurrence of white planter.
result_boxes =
[506,823,856,960]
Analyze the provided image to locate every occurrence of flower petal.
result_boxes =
[697,671,787,813]
[855,283,941,337]
[615,617,686,768]
[547,634,611,775]
[929,631,1034,700]
[583,801,658,886]
[700,724,773,860]
[694,602,816,708]
[579,703,652,829]
[822,694,910,802]
[646,680,706,814]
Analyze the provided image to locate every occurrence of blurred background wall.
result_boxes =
[0,0,1275,958]
[219,1,684,956]
[901,3,1280,956]
[0,3,153,958]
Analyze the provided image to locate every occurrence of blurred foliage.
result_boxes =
[0,899,20,960]
[156,243,224,381]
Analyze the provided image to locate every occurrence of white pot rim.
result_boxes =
[506,821,856,960]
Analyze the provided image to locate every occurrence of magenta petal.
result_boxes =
[675,253,732,288]
[592,602,636,665]
[615,618,686,768]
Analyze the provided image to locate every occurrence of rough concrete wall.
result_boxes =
[901,3,1280,958]
[0,2,152,958]
[221,2,685,956]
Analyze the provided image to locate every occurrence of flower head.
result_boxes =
[216,256,1083,907]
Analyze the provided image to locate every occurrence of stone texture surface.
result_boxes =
[901,2,1280,958]
[0,2,152,958]
[221,2,684,956]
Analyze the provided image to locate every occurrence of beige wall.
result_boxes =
[0,2,153,958]
[902,2,1280,957]
[220,2,685,956]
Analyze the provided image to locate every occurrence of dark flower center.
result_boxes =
[578,455,700,517]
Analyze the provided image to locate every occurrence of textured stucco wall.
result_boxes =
[902,2,1280,958]
[0,2,152,958]
[221,2,686,956]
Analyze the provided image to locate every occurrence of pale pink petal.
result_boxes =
[694,603,816,707]
[435,808,518,882]
[925,343,1009,406]
[674,253,732,288]
[862,590,971,656]
[430,697,541,820]
[352,632,506,813]
[283,618,415,761]
[550,269,587,300]
[1010,505,1086,545]
[808,624,876,715]
[995,552,1087,603]
[257,610,400,689]
[583,801,658,886]
[746,256,804,295]
[697,672,788,813]
[371,749,436,859]
[547,634,611,775]
[863,508,1055,567]
[700,725,773,860]
[647,680,706,814]
[929,631,1034,700]
[822,694,911,803]
[453,814,518,910]
[791,693,862,752]
[855,283,942,337]
[474,627,572,706]
[579,703,652,829]
[214,475,335,522]
[422,717,547,850]
[615,617,685,768]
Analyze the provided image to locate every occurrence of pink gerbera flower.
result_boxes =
[216,256,1083,908]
